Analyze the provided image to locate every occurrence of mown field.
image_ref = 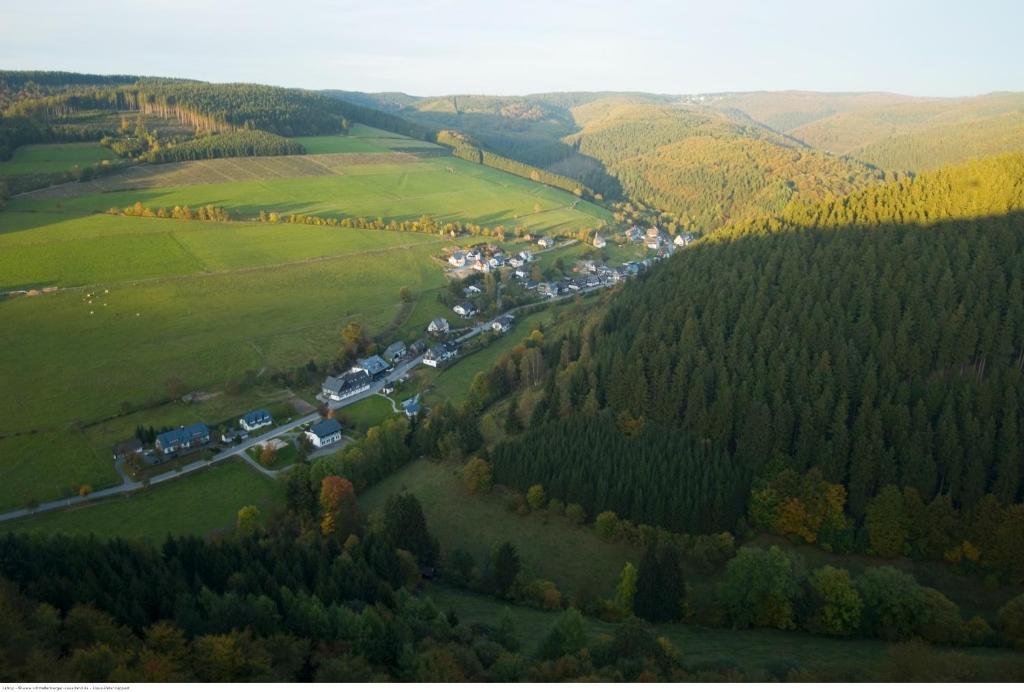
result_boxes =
[0,142,114,175]
[3,459,280,541]
[12,156,611,234]
[0,128,610,512]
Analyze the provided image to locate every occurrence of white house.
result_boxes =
[321,369,371,401]
[428,317,450,335]
[593,233,606,249]
[358,355,392,378]
[508,256,524,268]
[448,251,466,268]
[465,249,482,263]
[239,409,273,432]
[537,236,555,249]
[464,284,483,295]
[491,315,514,333]
[674,233,696,247]
[423,342,459,368]
[453,302,477,317]
[519,250,534,262]
[306,418,343,448]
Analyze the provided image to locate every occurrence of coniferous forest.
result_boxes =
[492,154,1024,581]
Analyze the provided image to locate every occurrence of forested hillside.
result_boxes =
[712,91,1024,173]
[564,99,886,229]
[491,154,1024,577]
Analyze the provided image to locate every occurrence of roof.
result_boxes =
[358,355,391,376]
[156,423,209,448]
[383,341,407,359]
[241,409,271,426]
[428,317,449,331]
[493,315,513,328]
[323,369,370,394]
[451,250,465,259]
[310,418,342,438]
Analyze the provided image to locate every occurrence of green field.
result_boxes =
[0,142,114,175]
[361,458,639,598]
[10,156,611,234]
[3,459,280,541]
[428,587,1021,677]
[334,394,398,436]
[295,128,446,154]
[0,131,613,512]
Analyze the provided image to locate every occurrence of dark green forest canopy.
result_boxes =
[494,153,1024,534]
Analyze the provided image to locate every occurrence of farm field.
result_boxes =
[0,127,610,512]
[360,458,639,598]
[3,459,280,541]
[0,142,114,175]
[12,156,612,234]
[427,587,1022,677]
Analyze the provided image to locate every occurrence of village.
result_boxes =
[99,223,699,502]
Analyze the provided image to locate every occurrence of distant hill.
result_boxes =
[708,91,1024,173]
[338,90,889,230]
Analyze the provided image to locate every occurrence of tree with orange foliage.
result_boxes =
[319,475,358,538]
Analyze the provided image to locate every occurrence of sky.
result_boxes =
[1,0,1021,97]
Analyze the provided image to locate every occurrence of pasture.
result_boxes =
[360,458,639,598]
[0,142,114,175]
[427,587,1022,677]
[0,128,610,512]
[3,459,280,541]
[12,156,612,234]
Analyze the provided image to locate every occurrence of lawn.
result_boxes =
[360,458,639,598]
[427,587,1022,677]
[0,142,114,175]
[335,394,397,436]
[3,459,280,541]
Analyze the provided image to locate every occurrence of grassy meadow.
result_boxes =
[10,156,611,234]
[361,458,639,598]
[0,142,114,175]
[0,129,610,511]
[427,587,1022,677]
[3,459,280,541]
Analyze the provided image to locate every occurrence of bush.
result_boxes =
[856,567,926,641]
[805,566,862,637]
[915,587,964,645]
[595,511,620,540]
[719,547,800,630]
[566,504,586,525]
[997,593,1024,646]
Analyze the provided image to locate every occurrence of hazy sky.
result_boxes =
[2,0,1021,97]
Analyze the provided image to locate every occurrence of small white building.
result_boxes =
[453,302,477,317]
[239,409,273,432]
[448,251,466,268]
[306,418,343,448]
[423,342,458,368]
[428,317,450,335]
[491,315,514,333]
[537,236,555,248]
[674,233,696,247]
[593,233,606,249]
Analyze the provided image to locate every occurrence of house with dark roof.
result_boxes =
[428,317,450,335]
[448,250,466,268]
[453,302,477,317]
[358,355,392,378]
[674,233,696,247]
[155,423,210,455]
[401,395,422,419]
[383,341,407,362]
[306,418,343,448]
[537,236,555,248]
[322,369,371,401]
[239,409,273,432]
[491,314,514,333]
[423,342,458,368]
